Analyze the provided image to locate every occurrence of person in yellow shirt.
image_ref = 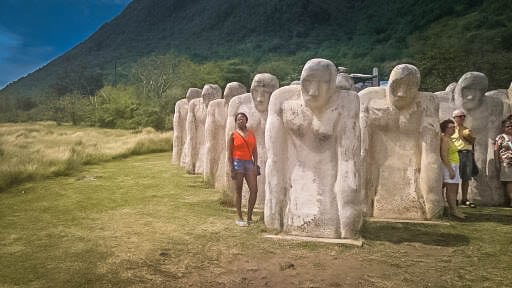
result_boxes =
[440,119,465,219]
[451,109,477,208]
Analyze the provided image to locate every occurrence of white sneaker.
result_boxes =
[236,220,248,227]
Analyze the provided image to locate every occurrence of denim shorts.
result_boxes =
[232,159,254,174]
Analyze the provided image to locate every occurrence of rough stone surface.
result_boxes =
[183,84,222,174]
[435,82,457,121]
[454,72,503,205]
[336,72,355,91]
[359,64,444,220]
[486,89,510,119]
[172,88,201,166]
[224,74,279,207]
[204,82,247,190]
[265,59,362,239]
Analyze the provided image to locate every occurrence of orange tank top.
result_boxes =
[232,130,256,160]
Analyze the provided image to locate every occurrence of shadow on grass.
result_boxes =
[460,209,512,224]
[362,222,470,247]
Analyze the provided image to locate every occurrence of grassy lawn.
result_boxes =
[1,152,511,287]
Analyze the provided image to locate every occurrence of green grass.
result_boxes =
[0,153,511,287]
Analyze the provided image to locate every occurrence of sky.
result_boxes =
[0,0,131,89]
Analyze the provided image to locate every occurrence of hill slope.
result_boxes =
[1,0,511,124]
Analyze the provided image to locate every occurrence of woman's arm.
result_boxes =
[494,135,502,170]
[252,140,258,166]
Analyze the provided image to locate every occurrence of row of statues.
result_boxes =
[172,58,512,240]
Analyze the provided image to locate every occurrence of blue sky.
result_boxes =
[0,0,131,89]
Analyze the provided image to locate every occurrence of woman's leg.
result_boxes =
[234,173,245,221]
[446,183,464,218]
[244,167,258,222]
[506,182,512,207]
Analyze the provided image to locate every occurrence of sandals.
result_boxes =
[462,201,477,208]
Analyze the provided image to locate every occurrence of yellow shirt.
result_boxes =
[448,138,460,164]
[451,126,474,151]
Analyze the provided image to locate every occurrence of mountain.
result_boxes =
[1,0,511,127]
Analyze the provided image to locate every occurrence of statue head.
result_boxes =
[336,73,355,91]
[386,64,420,110]
[250,73,279,112]
[508,81,512,101]
[300,58,337,111]
[201,84,222,108]
[454,72,488,111]
[186,88,202,102]
[223,82,247,104]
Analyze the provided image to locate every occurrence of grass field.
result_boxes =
[0,152,511,287]
[0,122,171,192]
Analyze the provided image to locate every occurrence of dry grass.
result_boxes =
[0,122,171,191]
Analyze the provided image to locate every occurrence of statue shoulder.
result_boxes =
[358,87,385,106]
[268,86,300,114]
[188,98,201,108]
[419,92,439,113]
[208,99,225,110]
[227,93,250,114]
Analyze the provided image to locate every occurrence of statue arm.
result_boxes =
[226,99,240,170]
[172,101,183,164]
[204,102,217,181]
[184,101,196,173]
[420,94,443,219]
[336,94,362,238]
[264,92,290,231]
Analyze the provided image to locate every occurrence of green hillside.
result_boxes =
[1,0,511,129]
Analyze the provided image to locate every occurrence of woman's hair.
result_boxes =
[502,116,512,128]
[235,112,248,122]
[440,119,455,133]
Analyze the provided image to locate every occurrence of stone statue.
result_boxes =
[336,73,355,91]
[265,58,361,239]
[172,88,202,166]
[486,88,510,119]
[453,72,503,205]
[183,84,222,174]
[204,82,247,189]
[359,64,444,220]
[290,81,301,86]
[435,82,457,120]
[224,74,279,207]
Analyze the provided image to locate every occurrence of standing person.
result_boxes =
[440,119,466,219]
[228,112,258,226]
[494,117,512,207]
[451,109,477,208]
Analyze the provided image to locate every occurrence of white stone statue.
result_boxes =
[486,88,510,119]
[183,84,222,174]
[265,58,362,239]
[336,73,355,91]
[435,82,457,120]
[224,74,279,207]
[172,88,202,166]
[359,64,444,220]
[453,72,503,205]
[204,82,247,189]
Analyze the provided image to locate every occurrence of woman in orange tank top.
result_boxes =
[228,112,258,227]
